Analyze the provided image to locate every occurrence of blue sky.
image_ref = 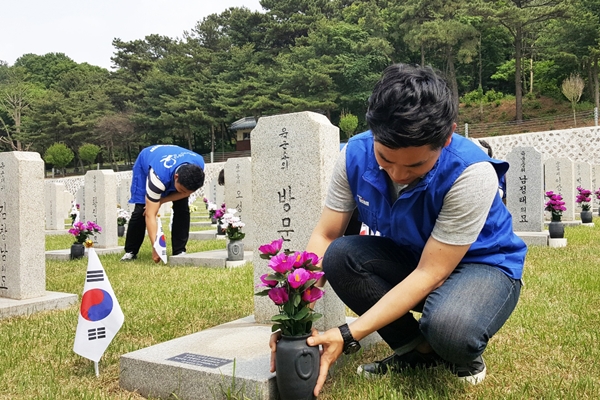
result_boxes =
[1,0,262,70]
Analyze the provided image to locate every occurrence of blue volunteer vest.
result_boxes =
[130,145,205,204]
[345,131,526,279]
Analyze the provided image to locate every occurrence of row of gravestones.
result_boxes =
[506,146,600,234]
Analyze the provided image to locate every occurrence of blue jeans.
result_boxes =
[322,235,522,365]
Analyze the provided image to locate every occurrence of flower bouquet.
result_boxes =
[545,191,566,222]
[70,202,80,225]
[69,221,102,244]
[576,186,592,211]
[117,208,130,226]
[220,209,246,241]
[255,238,324,336]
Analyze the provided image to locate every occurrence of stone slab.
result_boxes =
[515,231,549,247]
[45,229,70,236]
[119,315,381,400]
[549,238,567,248]
[543,220,581,227]
[0,290,78,319]
[45,246,124,261]
[190,221,212,227]
[168,250,253,268]
[582,222,595,227]
[189,231,217,240]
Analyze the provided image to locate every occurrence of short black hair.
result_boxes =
[218,169,225,186]
[177,164,205,191]
[366,64,457,150]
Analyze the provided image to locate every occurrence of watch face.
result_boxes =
[344,341,361,355]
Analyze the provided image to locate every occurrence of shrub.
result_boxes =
[44,143,74,175]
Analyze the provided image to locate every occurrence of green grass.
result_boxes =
[3,219,600,399]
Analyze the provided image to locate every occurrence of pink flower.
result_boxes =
[268,252,295,273]
[288,268,310,289]
[268,287,289,305]
[259,238,284,256]
[309,270,324,282]
[302,287,324,303]
[259,274,278,287]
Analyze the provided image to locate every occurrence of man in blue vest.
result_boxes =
[270,64,527,396]
[120,145,205,263]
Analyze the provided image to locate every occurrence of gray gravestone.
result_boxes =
[84,170,118,248]
[75,186,84,218]
[544,157,575,221]
[593,165,600,212]
[574,161,592,212]
[44,182,67,230]
[224,157,254,250]
[117,177,134,213]
[252,111,346,331]
[209,177,225,206]
[506,147,544,232]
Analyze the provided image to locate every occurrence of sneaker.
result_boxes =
[173,251,186,256]
[120,252,137,261]
[449,355,486,385]
[357,349,442,378]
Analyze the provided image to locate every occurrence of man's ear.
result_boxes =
[444,123,457,148]
[173,173,179,182]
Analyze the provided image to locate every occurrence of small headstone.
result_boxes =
[224,157,253,249]
[574,161,592,212]
[544,158,575,221]
[506,147,544,232]
[84,170,118,248]
[252,111,346,331]
[117,177,134,213]
[209,177,225,206]
[44,182,67,230]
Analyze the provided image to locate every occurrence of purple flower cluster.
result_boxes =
[255,238,324,336]
[69,221,102,244]
[544,191,566,221]
[576,186,592,211]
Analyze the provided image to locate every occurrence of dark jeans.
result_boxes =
[322,235,522,365]
[124,198,190,256]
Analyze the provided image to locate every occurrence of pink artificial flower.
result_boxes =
[291,251,304,267]
[268,252,295,273]
[288,268,310,289]
[302,252,321,267]
[302,287,324,303]
[259,238,284,256]
[268,287,289,305]
[309,270,324,282]
[259,274,278,287]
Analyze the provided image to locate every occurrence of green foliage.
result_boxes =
[339,111,358,138]
[78,143,101,167]
[460,88,505,107]
[43,142,74,169]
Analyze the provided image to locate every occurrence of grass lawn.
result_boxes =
[1,218,599,399]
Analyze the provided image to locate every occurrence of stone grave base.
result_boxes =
[169,250,252,268]
[189,231,218,240]
[190,221,212,227]
[544,220,581,227]
[45,246,125,261]
[0,291,78,319]
[582,222,595,227]
[548,238,567,248]
[45,229,70,236]
[515,231,549,247]
[119,315,381,400]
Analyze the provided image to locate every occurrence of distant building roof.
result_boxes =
[229,116,257,131]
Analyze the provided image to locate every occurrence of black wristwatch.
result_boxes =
[338,323,361,355]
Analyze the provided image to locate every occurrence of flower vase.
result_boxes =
[70,243,85,260]
[548,221,564,239]
[217,224,226,236]
[117,225,125,237]
[211,216,218,224]
[275,334,319,400]
[581,210,593,223]
[227,240,245,261]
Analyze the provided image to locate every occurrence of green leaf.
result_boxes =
[254,289,271,296]
[271,314,291,322]
[293,293,301,307]
[293,307,309,320]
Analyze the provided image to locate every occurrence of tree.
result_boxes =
[43,143,74,176]
[561,73,585,125]
[78,143,101,170]
[339,111,358,139]
[95,112,138,168]
[479,0,569,122]
[0,66,39,151]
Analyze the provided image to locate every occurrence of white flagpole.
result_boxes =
[94,361,99,377]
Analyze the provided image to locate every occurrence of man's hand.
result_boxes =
[151,246,161,263]
[269,331,282,373]
[306,327,344,397]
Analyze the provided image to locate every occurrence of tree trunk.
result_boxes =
[529,57,533,94]
[593,56,599,111]
[514,25,523,122]
[446,46,459,110]
[586,58,594,100]
[421,42,425,67]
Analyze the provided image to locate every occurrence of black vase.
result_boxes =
[581,210,593,223]
[217,224,226,236]
[275,334,319,400]
[70,243,85,259]
[117,225,125,237]
[548,221,564,239]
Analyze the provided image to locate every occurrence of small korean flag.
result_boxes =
[153,216,168,264]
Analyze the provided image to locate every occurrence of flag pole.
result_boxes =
[94,361,99,377]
